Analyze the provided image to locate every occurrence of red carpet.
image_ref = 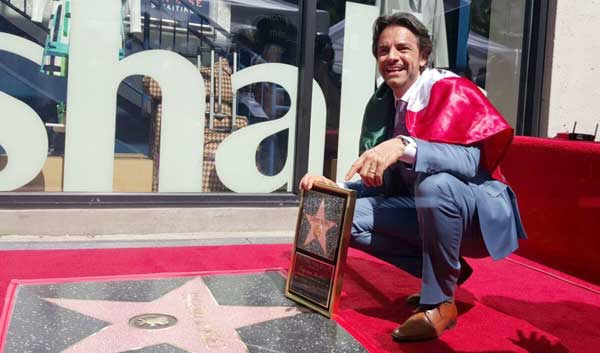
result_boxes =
[1,244,599,353]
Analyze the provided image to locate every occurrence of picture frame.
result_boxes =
[285,182,356,317]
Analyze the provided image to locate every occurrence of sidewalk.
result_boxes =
[0,207,297,250]
[0,231,294,250]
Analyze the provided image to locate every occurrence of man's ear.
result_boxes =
[419,54,428,70]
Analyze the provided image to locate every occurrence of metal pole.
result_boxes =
[232,52,237,131]
[218,56,223,110]
[172,19,176,50]
[292,0,317,193]
[209,50,215,130]
[158,1,163,48]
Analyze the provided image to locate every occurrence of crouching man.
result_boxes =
[300,12,526,341]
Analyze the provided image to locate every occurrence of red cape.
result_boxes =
[405,76,514,182]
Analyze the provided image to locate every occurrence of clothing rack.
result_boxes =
[200,49,238,133]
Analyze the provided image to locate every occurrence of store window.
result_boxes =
[0,0,320,193]
[0,0,536,197]
[135,0,305,193]
[381,0,525,126]
[311,0,377,182]
[319,0,528,180]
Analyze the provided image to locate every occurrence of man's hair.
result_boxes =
[371,12,433,61]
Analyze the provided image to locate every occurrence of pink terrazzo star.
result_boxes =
[303,199,337,254]
[43,277,302,353]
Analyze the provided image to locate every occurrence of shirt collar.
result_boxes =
[393,68,431,104]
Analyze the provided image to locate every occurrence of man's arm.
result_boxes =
[412,138,481,180]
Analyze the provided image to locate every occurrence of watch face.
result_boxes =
[398,136,410,146]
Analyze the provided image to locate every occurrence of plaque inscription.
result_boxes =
[289,253,334,307]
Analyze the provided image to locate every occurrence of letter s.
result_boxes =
[0,33,48,191]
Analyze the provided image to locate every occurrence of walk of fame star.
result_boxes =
[303,199,337,255]
[41,277,302,353]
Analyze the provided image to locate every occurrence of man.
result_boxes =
[300,12,526,341]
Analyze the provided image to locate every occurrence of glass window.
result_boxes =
[136,1,301,192]
[314,0,527,181]
[382,0,525,126]
[311,0,375,180]
[0,0,535,195]
[0,0,304,193]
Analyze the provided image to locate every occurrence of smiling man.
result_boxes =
[300,12,526,342]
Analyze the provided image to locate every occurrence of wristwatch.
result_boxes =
[397,135,411,146]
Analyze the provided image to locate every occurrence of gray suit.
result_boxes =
[348,139,526,304]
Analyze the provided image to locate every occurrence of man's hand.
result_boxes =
[299,174,336,191]
[344,138,405,187]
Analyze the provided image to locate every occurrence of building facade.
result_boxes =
[0,0,597,207]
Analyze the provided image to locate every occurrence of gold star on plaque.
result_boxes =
[303,199,337,255]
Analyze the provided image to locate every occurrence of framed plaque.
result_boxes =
[285,182,356,317]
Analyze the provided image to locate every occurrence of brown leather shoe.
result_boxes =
[406,258,473,307]
[405,293,421,308]
[392,301,458,341]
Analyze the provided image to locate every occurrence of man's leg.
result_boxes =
[414,172,483,305]
[347,177,485,289]
[392,172,486,341]
[350,193,422,275]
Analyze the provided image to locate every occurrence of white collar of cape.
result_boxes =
[398,68,458,112]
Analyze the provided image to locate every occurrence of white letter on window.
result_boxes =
[63,0,205,192]
[215,63,326,193]
[0,34,48,191]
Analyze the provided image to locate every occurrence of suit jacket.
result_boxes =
[362,84,527,261]
[411,139,526,260]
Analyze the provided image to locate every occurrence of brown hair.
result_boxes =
[371,12,432,62]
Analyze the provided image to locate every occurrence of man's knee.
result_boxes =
[415,173,460,201]
[352,198,374,234]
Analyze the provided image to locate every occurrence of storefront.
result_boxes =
[0,0,547,206]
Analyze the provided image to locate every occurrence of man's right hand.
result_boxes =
[299,174,335,191]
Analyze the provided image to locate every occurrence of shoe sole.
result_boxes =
[391,320,457,342]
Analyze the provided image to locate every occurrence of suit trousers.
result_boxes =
[349,172,489,304]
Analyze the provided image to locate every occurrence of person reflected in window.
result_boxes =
[300,13,526,342]
[313,33,341,131]
[248,14,297,176]
[251,14,297,122]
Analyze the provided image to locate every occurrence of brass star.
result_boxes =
[303,199,337,255]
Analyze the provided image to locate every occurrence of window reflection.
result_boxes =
[316,0,526,180]
[0,0,530,193]
[0,0,304,192]
[136,1,302,191]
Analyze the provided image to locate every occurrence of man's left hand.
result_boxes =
[344,139,405,187]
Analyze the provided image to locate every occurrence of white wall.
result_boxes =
[543,0,600,140]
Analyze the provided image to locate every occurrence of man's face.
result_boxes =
[376,25,427,97]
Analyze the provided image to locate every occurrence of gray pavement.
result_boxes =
[0,231,295,250]
[0,207,298,237]
[0,207,298,250]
